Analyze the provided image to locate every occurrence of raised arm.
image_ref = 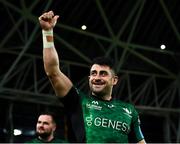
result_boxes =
[38,11,73,97]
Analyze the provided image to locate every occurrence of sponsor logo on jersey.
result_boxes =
[85,115,129,133]
[86,101,102,110]
[92,101,99,105]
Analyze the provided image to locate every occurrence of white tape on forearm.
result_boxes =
[42,30,55,48]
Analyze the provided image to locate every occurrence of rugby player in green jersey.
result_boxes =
[26,112,67,143]
[38,10,146,143]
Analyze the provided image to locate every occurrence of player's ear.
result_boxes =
[113,76,118,85]
[53,124,56,131]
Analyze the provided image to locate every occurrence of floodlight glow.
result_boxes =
[160,44,166,50]
[81,25,87,30]
[14,129,22,136]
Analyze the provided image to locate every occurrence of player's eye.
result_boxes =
[90,71,97,76]
[100,71,108,76]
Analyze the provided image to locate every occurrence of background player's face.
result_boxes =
[89,64,118,97]
[36,115,56,139]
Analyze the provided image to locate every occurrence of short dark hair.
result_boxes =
[90,57,116,73]
[38,111,57,124]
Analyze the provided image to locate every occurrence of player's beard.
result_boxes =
[90,82,109,98]
[36,130,51,139]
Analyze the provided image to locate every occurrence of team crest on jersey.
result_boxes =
[122,108,132,118]
[107,104,115,108]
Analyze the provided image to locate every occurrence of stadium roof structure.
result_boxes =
[0,0,179,143]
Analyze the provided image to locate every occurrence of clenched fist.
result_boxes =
[39,11,59,30]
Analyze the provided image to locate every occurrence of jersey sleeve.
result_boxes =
[60,86,81,113]
[129,106,144,142]
[59,87,86,143]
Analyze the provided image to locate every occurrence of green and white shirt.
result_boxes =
[62,87,144,143]
[26,137,67,143]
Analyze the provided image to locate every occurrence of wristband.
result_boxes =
[42,30,55,48]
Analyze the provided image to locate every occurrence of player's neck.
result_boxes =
[92,93,112,101]
[38,135,54,142]
[102,95,112,101]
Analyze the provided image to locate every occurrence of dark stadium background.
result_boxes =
[0,0,179,142]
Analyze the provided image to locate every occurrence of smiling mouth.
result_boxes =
[38,128,45,131]
[92,80,105,85]
[93,83,105,87]
[93,83,103,85]
[92,82,105,87]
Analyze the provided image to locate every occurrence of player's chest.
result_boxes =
[83,100,133,123]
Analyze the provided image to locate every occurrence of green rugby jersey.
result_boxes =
[62,87,144,143]
[26,137,67,143]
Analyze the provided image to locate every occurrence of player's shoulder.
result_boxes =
[53,138,68,143]
[25,138,40,143]
[25,138,68,143]
[113,99,136,109]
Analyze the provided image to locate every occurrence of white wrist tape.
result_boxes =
[42,30,55,48]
